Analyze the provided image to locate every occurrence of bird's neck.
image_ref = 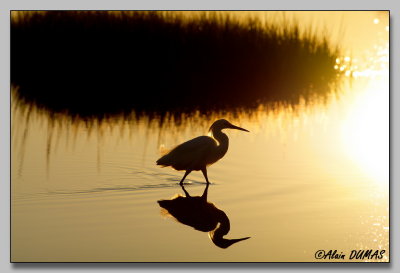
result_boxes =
[209,209,232,248]
[213,209,230,237]
[209,209,250,248]
[212,129,229,156]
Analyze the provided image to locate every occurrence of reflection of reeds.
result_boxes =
[11,11,343,118]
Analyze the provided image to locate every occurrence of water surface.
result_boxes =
[11,11,389,262]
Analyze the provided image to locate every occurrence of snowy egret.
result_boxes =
[156,119,249,185]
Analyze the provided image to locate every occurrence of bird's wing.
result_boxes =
[157,136,217,170]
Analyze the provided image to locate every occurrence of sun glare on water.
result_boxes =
[339,30,388,185]
[340,77,389,185]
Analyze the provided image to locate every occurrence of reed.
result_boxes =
[11,11,343,118]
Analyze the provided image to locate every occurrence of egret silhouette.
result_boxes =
[156,119,249,185]
[158,183,251,248]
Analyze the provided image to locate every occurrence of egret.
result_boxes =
[156,119,249,185]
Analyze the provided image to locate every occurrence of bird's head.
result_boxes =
[209,119,249,133]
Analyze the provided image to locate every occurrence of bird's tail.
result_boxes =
[157,144,172,166]
[156,153,169,166]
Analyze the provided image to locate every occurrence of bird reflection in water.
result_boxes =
[158,183,250,248]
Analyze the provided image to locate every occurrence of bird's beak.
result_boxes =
[210,235,251,249]
[229,124,250,132]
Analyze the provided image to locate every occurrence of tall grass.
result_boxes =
[11,11,343,118]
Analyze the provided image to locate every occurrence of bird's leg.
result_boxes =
[181,184,191,197]
[201,168,210,184]
[201,182,209,201]
[179,170,191,186]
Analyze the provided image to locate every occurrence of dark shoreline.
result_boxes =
[11,11,343,119]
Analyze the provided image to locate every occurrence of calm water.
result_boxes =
[11,11,389,262]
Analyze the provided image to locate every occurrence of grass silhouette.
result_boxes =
[11,11,343,118]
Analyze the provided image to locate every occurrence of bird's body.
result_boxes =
[156,119,249,185]
[157,136,225,171]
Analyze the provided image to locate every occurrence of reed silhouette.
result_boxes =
[158,183,250,248]
[11,11,342,118]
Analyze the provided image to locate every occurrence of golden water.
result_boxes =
[11,11,389,262]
